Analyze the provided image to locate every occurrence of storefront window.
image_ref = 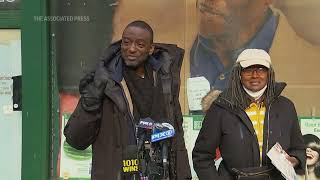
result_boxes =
[0,29,21,180]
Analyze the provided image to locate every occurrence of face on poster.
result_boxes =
[300,118,320,179]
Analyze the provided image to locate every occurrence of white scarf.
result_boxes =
[243,85,267,100]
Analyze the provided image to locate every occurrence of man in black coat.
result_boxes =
[64,20,191,180]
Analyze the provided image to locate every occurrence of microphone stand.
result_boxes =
[161,141,169,180]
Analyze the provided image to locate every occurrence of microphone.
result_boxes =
[137,117,154,129]
[136,117,154,152]
[162,141,169,179]
[151,122,175,179]
[136,118,154,178]
[151,122,175,143]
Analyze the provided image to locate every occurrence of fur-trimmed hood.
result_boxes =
[201,89,222,113]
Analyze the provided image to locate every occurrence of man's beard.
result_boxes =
[124,58,146,69]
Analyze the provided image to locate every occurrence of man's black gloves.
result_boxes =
[79,61,112,111]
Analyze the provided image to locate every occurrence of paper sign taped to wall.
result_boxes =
[187,77,210,111]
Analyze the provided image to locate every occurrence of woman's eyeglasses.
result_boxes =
[241,67,268,76]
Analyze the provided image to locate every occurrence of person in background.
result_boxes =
[64,20,191,180]
[193,49,305,179]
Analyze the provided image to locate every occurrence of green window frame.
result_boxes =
[1,1,50,179]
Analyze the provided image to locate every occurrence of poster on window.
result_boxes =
[59,113,92,180]
[299,117,320,180]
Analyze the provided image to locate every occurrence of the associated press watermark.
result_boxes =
[0,0,17,2]
[33,16,90,22]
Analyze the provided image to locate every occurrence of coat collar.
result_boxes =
[110,55,163,83]
[212,82,286,136]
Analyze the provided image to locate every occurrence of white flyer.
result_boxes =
[267,142,297,180]
[186,77,210,111]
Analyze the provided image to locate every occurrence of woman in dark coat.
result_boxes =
[193,49,305,180]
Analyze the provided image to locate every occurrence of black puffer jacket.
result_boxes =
[64,41,191,180]
[193,82,306,180]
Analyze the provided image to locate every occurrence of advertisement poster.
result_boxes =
[54,0,320,117]
[59,114,92,180]
[300,118,320,137]
[299,117,320,180]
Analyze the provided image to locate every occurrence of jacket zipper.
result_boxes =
[264,98,276,166]
[265,104,271,166]
[118,81,136,140]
